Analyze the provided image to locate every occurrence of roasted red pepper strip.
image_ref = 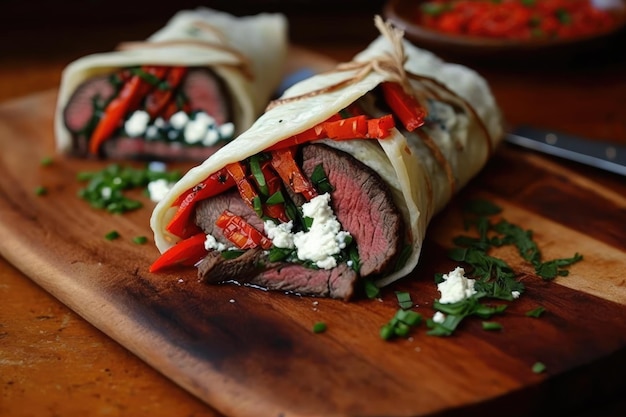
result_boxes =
[149,232,207,273]
[215,210,272,250]
[270,147,318,201]
[322,115,368,139]
[166,168,235,239]
[266,114,342,151]
[381,82,427,132]
[225,161,260,212]
[367,114,395,138]
[89,66,168,155]
[145,66,188,118]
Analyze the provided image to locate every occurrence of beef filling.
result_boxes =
[194,143,404,300]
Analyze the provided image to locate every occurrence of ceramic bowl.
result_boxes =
[382,0,626,62]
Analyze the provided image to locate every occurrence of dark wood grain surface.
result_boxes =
[1,2,626,417]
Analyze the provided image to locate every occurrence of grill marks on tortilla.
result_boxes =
[62,67,231,161]
[194,144,404,300]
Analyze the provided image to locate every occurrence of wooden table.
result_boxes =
[1,3,625,416]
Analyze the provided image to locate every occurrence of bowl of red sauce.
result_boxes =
[383,0,626,61]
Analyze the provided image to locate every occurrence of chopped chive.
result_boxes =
[532,361,546,373]
[310,164,334,194]
[482,321,503,331]
[252,195,263,217]
[395,291,413,309]
[363,278,380,299]
[132,236,148,245]
[312,322,327,333]
[380,308,422,340]
[525,306,546,318]
[266,190,285,205]
[380,324,395,340]
[34,186,47,196]
[249,155,269,196]
[40,156,54,166]
[221,249,245,260]
[105,230,120,240]
[77,163,182,214]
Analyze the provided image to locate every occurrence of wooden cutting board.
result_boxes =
[1,51,625,417]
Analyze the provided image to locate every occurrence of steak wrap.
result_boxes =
[150,17,504,300]
[54,7,287,161]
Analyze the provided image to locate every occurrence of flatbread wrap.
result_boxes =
[54,7,288,161]
[149,17,504,300]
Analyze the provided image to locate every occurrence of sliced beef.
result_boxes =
[198,248,267,283]
[101,137,222,162]
[63,74,116,134]
[252,262,358,300]
[301,144,403,277]
[63,75,117,155]
[197,249,358,300]
[182,68,231,125]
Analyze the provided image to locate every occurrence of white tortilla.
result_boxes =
[54,7,288,154]
[150,20,504,288]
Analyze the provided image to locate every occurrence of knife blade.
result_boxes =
[505,126,626,176]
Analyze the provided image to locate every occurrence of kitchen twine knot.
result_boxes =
[115,20,255,80]
[267,15,421,111]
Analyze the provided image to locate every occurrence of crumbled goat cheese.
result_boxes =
[147,178,174,203]
[294,193,351,269]
[204,234,227,252]
[184,118,209,144]
[101,186,112,200]
[154,117,166,128]
[124,110,150,137]
[219,122,235,138]
[145,125,159,140]
[433,311,446,324]
[511,290,521,299]
[437,266,477,304]
[169,111,189,129]
[203,128,220,146]
[263,193,351,270]
[264,220,295,249]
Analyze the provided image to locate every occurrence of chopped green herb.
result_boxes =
[395,291,413,309]
[249,154,268,196]
[532,361,546,373]
[252,195,263,217]
[132,236,148,245]
[40,156,54,166]
[77,163,181,214]
[525,306,546,318]
[430,198,583,336]
[363,278,380,299]
[380,309,422,340]
[310,164,334,194]
[221,249,245,260]
[482,321,503,331]
[105,230,120,240]
[34,186,47,196]
[312,322,327,333]
[427,295,507,336]
[266,190,285,205]
[268,246,294,262]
